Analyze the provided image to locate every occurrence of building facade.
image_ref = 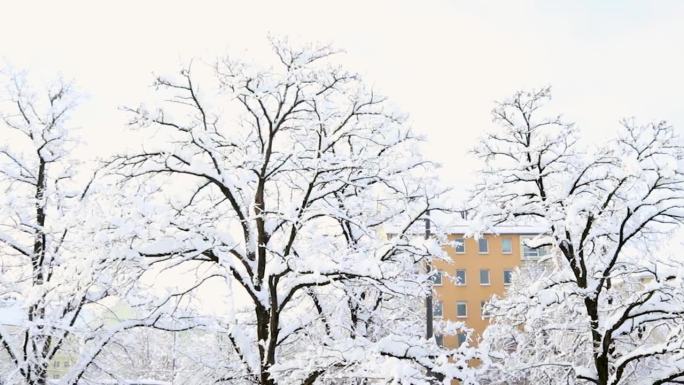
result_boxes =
[431,227,546,348]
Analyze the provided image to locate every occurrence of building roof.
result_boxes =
[384,220,547,236]
[446,225,547,235]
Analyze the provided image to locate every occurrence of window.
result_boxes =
[501,238,512,254]
[522,241,539,258]
[481,301,489,318]
[503,270,513,285]
[456,302,468,318]
[480,269,490,285]
[478,238,489,254]
[435,334,444,347]
[454,238,465,253]
[433,301,443,317]
[457,332,467,346]
[521,236,549,259]
[430,271,443,286]
[455,269,467,286]
[54,361,60,368]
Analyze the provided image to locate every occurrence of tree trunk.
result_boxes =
[586,297,608,385]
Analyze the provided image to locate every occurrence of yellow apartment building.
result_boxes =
[431,226,546,348]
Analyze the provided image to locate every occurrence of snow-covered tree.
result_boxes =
[104,327,263,385]
[0,70,187,385]
[108,39,475,385]
[473,87,684,385]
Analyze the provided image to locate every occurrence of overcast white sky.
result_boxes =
[2,0,683,199]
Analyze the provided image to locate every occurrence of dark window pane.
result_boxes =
[478,238,488,253]
[454,238,465,253]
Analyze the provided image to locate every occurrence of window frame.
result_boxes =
[478,237,489,254]
[501,237,513,254]
[521,236,548,259]
[456,301,468,318]
[481,300,489,319]
[455,269,467,286]
[479,269,491,286]
[503,269,513,286]
[433,300,443,318]
[430,270,443,286]
[454,237,466,254]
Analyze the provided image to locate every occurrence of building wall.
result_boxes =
[433,233,529,348]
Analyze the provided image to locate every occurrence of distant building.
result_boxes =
[431,226,548,347]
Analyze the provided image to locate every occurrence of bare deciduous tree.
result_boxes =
[0,71,188,385]
[474,87,684,385]
[110,39,475,385]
